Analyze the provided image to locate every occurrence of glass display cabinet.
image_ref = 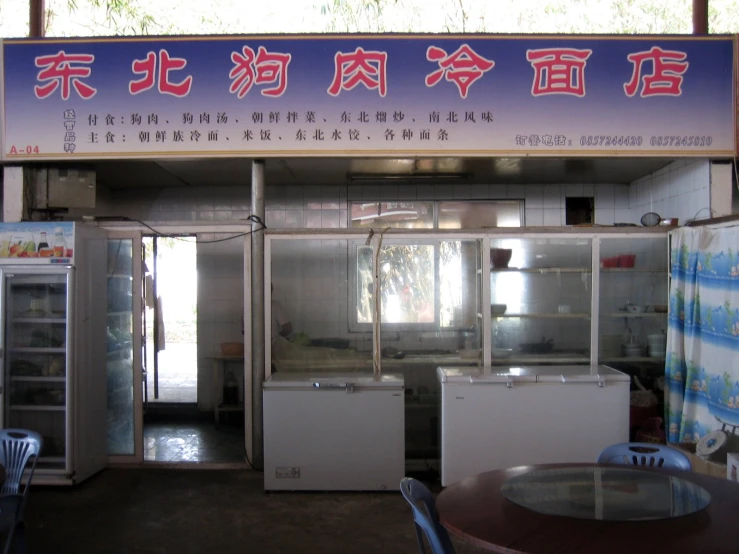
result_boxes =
[484,231,669,370]
[597,236,669,371]
[488,236,593,366]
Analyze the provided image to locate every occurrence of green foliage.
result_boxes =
[317,0,398,32]
[46,0,737,36]
[62,0,171,35]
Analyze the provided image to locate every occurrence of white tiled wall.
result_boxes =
[629,160,711,225]
[196,233,244,411]
[85,165,700,413]
[91,182,632,228]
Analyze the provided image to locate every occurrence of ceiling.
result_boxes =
[85,156,676,190]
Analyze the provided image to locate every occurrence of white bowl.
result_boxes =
[491,304,507,316]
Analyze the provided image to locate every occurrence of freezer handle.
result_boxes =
[312,382,355,393]
[555,374,605,387]
[469,376,515,388]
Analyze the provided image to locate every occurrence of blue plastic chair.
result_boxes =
[597,442,692,470]
[399,478,455,554]
[0,429,43,554]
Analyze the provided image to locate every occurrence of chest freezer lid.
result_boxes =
[535,365,630,383]
[437,366,537,384]
[264,372,404,389]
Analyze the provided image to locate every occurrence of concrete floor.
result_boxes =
[144,422,245,463]
[23,469,482,554]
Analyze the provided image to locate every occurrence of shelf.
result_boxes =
[107,312,131,318]
[496,312,591,319]
[10,347,65,354]
[494,355,590,364]
[9,405,65,411]
[492,267,591,274]
[108,274,132,279]
[603,312,667,318]
[13,318,66,324]
[601,268,667,273]
[602,357,665,363]
[10,376,65,382]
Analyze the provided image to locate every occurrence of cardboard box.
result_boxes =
[728,453,739,482]
[674,443,727,478]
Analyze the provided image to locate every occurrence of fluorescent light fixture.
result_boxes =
[348,173,471,182]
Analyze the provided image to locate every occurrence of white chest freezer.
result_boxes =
[263,372,405,491]
[438,365,630,486]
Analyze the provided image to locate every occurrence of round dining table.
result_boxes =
[436,463,739,554]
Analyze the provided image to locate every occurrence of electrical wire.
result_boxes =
[117,215,267,243]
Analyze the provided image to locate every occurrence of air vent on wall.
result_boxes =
[45,167,97,209]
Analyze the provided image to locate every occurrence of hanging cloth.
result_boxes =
[665,226,739,444]
[156,295,166,353]
[143,262,155,309]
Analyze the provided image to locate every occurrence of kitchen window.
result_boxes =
[349,200,523,229]
[348,200,520,331]
[349,238,479,332]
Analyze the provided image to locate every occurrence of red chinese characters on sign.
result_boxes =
[327,47,387,97]
[623,47,689,97]
[229,46,292,98]
[129,49,192,97]
[425,44,494,98]
[526,48,592,97]
[34,51,97,100]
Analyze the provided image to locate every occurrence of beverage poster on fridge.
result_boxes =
[0,222,75,264]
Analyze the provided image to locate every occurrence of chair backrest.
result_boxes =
[0,429,43,496]
[399,478,455,554]
[597,442,692,470]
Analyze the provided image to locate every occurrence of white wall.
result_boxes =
[94,181,633,228]
[629,160,711,225]
[196,233,244,411]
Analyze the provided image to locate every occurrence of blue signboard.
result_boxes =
[0,34,735,160]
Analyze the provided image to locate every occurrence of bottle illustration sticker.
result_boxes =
[52,227,67,258]
[38,231,53,258]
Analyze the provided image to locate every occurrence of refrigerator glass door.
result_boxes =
[106,239,135,456]
[3,271,69,471]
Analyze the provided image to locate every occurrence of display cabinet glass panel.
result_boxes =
[489,237,592,365]
[106,239,135,456]
[598,236,668,369]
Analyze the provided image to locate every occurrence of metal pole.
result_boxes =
[251,159,266,468]
[692,0,709,34]
[29,0,45,37]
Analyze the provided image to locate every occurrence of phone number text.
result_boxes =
[649,135,713,147]
[580,136,642,147]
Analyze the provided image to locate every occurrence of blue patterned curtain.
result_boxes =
[665,226,739,444]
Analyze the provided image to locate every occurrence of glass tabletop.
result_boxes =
[500,466,711,521]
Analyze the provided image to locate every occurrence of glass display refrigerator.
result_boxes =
[0,222,107,485]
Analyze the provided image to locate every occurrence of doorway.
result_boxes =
[143,235,198,405]
[140,234,246,464]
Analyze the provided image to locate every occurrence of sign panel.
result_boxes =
[1,35,735,160]
[0,222,75,265]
